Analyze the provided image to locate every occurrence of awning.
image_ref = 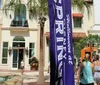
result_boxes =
[85,0,93,3]
[73,32,86,38]
[72,13,83,17]
[45,32,86,40]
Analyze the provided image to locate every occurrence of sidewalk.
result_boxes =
[0,70,50,85]
[23,71,50,84]
[0,70,96,85]
[23,82,50,85]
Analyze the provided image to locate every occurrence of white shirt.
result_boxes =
[21,61,24,67]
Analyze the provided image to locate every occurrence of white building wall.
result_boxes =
[89,0,100,33]
[0,28,39,70]
[72,4,94,35]
[93,0,100,25]
[0,0,94,70]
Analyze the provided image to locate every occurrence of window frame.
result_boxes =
[29,43,35,64]
[10,4,28,27]
[0,0,2,9]
[73,17,83,28]
[2,42,8,64]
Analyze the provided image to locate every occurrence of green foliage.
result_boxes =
[30,57,38,64]
[3,0,90,19]
[3,0,48,20]
[74,34,100,58]
[30,57,39,70]
[27,0,48,19]
[71,0,91,17]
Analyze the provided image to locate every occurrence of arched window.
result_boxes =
[11,4,28,27]
[13,36,25,41]
[13,36,25,47]
[14,4,26,22]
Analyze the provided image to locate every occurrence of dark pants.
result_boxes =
[80,83,94,85]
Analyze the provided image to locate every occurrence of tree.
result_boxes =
[3,0,90,84]
[74,34,100,58]
[3,0,48,84]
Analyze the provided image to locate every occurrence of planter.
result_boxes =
[32,67,36,70]
[29,57,39,70]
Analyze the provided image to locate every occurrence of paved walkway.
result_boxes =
[0,70,50,85]
[0,70,97,85]
[23,82,49,85]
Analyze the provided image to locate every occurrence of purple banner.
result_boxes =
[48,0,74,85]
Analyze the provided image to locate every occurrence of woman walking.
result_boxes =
[77,53,94,85]
[93,55,100,85]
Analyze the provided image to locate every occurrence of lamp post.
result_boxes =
[8,47,12,55]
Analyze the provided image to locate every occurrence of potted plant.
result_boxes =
[30,57,39,70]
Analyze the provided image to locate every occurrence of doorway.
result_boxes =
[18,49,24,69]
[12,48,24,70]
[12,36,25,70]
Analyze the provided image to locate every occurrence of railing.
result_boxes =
[85,0,93,2]
[10,20,29,27]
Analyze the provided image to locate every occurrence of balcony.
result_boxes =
[85,0,93,3]
[10,20,29,27]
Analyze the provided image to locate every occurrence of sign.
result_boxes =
[48,0,74,85]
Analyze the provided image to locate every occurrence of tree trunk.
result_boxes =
[0,25,1,58]
[37,23,45,84]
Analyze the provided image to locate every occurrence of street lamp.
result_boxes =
[8,47,12,55]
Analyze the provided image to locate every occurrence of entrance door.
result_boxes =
[12,49,19,70]
[18,49,24,69]
[12,49,24,70]
[12,36,25,70]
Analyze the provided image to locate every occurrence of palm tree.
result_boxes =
[72,0,91,16]
[3,0,48,84]
[27,0,48,84]
[3,0,90,84]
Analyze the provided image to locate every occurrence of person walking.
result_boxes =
[77,53,94,85]
[20,59,24,75]
[93,55,100,85]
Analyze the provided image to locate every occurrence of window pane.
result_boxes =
[2,59,7,64]
[2,49,8,57]
[13,42,25,47]
[29,43,34,48]
[73,17,82,28]
[29,49,34,58]
[14,4,26,23]
[29,43,35,64]
[0,0,1,8]
[3,42,8,47]
[2,42,8,64]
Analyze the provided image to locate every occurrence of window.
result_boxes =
[73,17,82,28]
[0,0,1,8]
[29,43,35,64]
[2,42,8,64]
[10,4,28,27]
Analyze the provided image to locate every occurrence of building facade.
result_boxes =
[45,0,94,58]
[0,0,94,70]
[0,0,42,70]
[89,0,100,35]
